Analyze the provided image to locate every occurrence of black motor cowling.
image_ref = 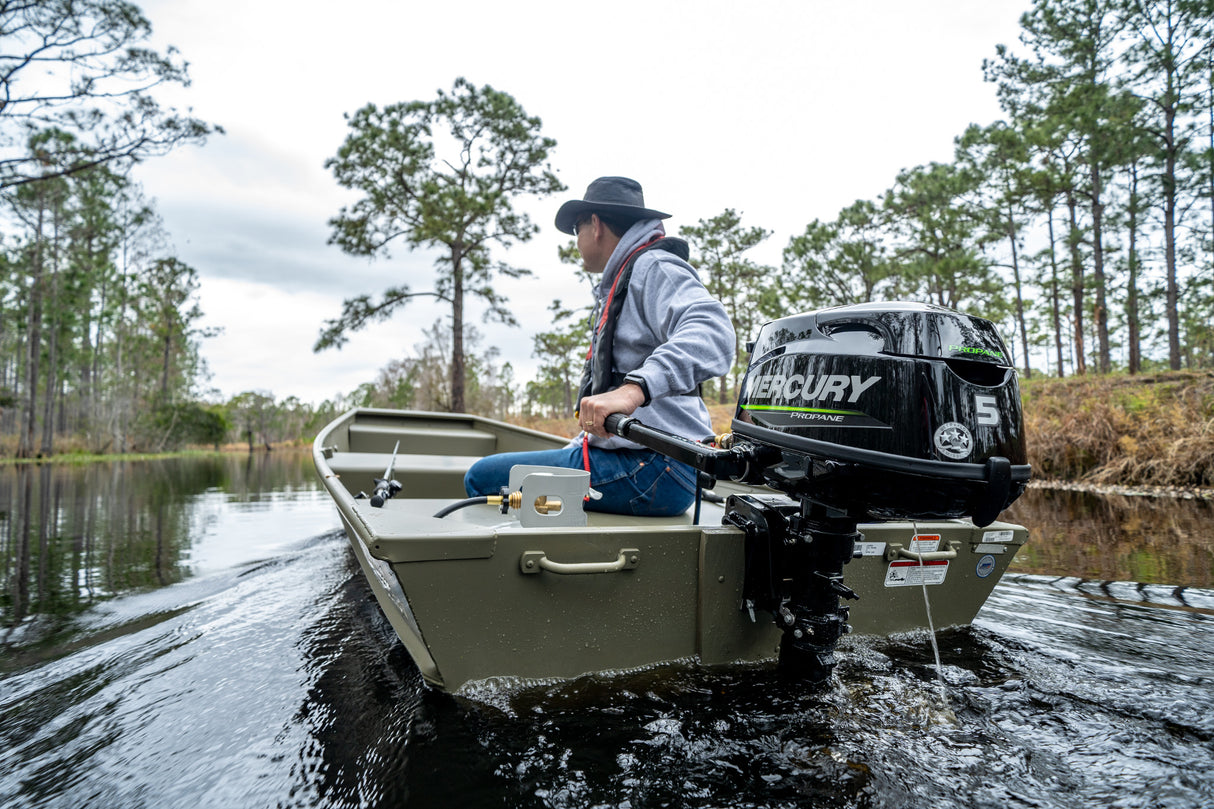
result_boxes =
[732,301,1029,526]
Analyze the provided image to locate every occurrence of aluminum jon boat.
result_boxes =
[315,302,1032,692]
[313,407,1028,694]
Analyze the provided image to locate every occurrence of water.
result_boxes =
[2,461,1212,808]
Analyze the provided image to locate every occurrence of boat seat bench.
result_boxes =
[346,424,498,457]
[326,451,480,500]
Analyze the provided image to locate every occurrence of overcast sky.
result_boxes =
[133,0,1033,405]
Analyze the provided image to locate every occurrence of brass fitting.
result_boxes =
[488,491,525,512]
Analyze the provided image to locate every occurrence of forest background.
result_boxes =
[1,0,1213,488]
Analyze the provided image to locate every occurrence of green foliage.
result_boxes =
[0,0,220,189]
[977,0,1214,376]
[140,257,205,397]
[777,199,893,313]
[954,122,1042,375]
[149,400,230,449]
[883,161,1005,312]
[1,147,211,455]
[0,1,218,457]
[313,287,440,352]
[320,78,564,412]
[528,300,589,417]
[226,391,278,450]
[1117,0,1214,370]
[681,209,772,400]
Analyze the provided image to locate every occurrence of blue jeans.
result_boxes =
[463,445,697,517]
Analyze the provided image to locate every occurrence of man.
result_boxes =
[464,176,735,516]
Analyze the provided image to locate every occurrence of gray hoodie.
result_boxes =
[572,219,736,451]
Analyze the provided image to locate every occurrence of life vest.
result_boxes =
[575,236,693,407]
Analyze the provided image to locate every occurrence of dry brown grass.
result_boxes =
[0,432,92,459]
[516,374,1214,491]
[512,403,737,441]
[1022,370,1214,488]
[510,414,580,439]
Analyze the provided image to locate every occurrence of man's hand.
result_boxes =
[577,383,647,437]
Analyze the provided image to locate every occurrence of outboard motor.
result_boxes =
[606,302,1030,683]
[733,301,1027,521]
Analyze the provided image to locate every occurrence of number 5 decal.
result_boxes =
[975,395,999,426]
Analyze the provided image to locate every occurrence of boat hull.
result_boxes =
[314,408,1027,692]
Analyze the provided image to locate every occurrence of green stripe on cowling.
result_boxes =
[742,405,865,416]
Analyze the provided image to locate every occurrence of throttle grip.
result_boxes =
[604,413,634,436]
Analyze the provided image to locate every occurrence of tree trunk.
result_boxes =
[1007,204,1031,379]
[40,327,58,457]
[81,302,96,442]
[451,247,466,413]
[1090,163,1110,374]
[1047,210,1065,378]
[160,332,172,397]
[1127,163,1141,375]
[1066,192,1087,375]
[112,269,129,454]
[18,211,45,459]
[1163,98,1181,370]
[0,294,11,434]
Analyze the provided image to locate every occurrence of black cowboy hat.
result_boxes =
[554,176,671,235]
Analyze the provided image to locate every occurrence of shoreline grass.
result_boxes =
[4,370,1212,491]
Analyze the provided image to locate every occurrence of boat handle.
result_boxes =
[884,541,960,562]
[520,548,640,575]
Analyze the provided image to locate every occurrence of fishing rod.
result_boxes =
[369,441,402,508]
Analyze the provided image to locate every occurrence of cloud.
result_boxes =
[133,0,1031,405]
[195,276,432,404]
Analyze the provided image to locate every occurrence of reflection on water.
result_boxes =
[0,452,326,671]
[0,457,1212,808]
[1004,485,1214,587]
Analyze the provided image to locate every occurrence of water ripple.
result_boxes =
[3,460,1213,809]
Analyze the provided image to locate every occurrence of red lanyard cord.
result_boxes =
[587,235,663,359]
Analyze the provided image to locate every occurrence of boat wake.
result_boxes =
[3,467,1211,809]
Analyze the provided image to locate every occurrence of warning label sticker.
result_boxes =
[885,559,949,587]
[909,534,941,554]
